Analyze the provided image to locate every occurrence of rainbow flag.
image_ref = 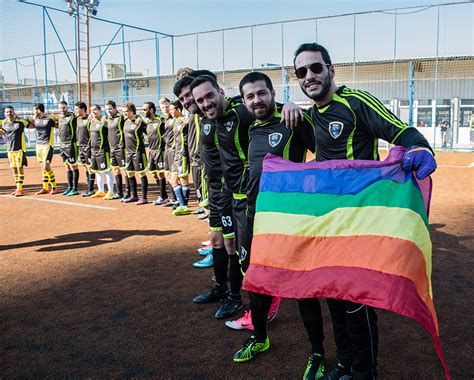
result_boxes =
[243,146,449,378]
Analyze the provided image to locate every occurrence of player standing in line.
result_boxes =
[169,101,191,216]
[74,102,95,197]
[88,104,114,199]
[0,106,29,196]
[28,103,58,195]
[231,72,326,380]
[56,101,80,196]
[143,102,168,204]
[293,42,437,380]
[121,102,148,205]
[104,100,129,200]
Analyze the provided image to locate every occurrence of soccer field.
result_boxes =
[0,151,473,378]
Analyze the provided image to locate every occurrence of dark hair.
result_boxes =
[59,100,68,106]
[190,75,220,93]
[144,101,156,113]
[293,43,332,66]
[106,100,117,108]
[122,102,136,114]
[171,100,183,111]
[5,105,14,111]
[189,69,216,80]
[173,76,194,97]
[91,104,101,111]
[239,72,274,97]
[33,103,45,112]
[74,102,87,111]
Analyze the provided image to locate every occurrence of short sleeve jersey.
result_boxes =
[89,117,109,153]
[34,116,56,146]
[106,113,125,151]
[1,118,28,151]
[199,119,224,190]
[144,115,165,152]
[76,116,90,147]
[58,113,76,147]
[187,113,201,165]
[216,97,256,194]
[123,117,147,152]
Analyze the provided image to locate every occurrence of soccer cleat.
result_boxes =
[320,363,353,380]
[62,189,72,196]
[35,189,49,195]
[197,247,213,256]
[163,199,177,207]
[109,193,122,200]
[50,188,59,195]
[103,192,115,200]
[67,189,79,196]
[198,212,209,220]
[120,195,131,202]
[198,198,209,208]
[123,196,139,203]
[233,335,270,363]
[191,207,206,215]
[153,196,165,205]
[136,198,148,205]
[81,190,95,197]
[192,286,227,304]
[10,190,17,195]
[215,297,243,319]
[201,240,211,246]
[91,191,106,198]
[303,353,326,380]
[172,205,190,216]
[193,253,213,268]
[13,190,24,197]
[225,310,254,331]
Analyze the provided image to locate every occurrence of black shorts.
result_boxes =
[164,149,175,172]
[209,186,235,239]
[125,150,147,173]
[147,149,165,173]
[240,212,254,274]
[110,148,126,169]
[78,145,91,166]
[90,150,111,172]
[59,143,78,165]
[232,195,248,254]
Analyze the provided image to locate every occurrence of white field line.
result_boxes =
[438,163,474,168]
[0,195,117,211]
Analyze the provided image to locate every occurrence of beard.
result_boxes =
[253,101,275,121]
[302,73,331,102]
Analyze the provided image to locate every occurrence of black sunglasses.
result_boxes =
[295,62,330,79]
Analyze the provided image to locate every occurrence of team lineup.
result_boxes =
[0,43,439,380]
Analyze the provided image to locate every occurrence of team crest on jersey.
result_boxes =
[328,121,344,139]
[203,123,211,135]
[225,121,233,132]
[240,247,248,262]
[268,133,283,147]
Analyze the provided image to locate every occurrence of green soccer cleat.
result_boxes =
[233,335,270,363]
[172,205,190,216]
[303,353,326,380]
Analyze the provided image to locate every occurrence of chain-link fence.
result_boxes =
[1,1,473,150]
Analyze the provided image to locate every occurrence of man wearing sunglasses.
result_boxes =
[293,43,437,380]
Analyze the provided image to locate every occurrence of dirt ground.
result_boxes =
[0,150,473,379]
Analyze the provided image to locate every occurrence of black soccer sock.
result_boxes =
[297,298,325,356]
[212,247,229,290]
[168,182,177,201]
[249,292,273,340]
[129,176,138,198]
[141,176,148,199]
[125,175,131,197]
[66,170,73,190]
[89,172,96,192]
[229,253,243,295]
[160,178,168,199]
[73,169,79,190]
[115,174,123,196]
[85,172,91,191]
[182,185,190,204]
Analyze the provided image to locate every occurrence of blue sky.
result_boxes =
[1,0,472,83]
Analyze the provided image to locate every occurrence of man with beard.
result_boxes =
[143,102,168,204]
[57,101,80,196]
[293,43,437,380]
[75,102,95,197]
[231,72,326,379]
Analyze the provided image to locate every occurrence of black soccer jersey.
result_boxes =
[310,86,429,161]
[173,116,188,161]
[187,113,201,166]
[89,117,109,153]
[1,118,28,151]
[58,113,76,147]
[33,116,56,146]
[163,117,175,151]
[145,115,165,152]
[123,117,147,152]
[106,113,125,150]
[200,119,224,190]
[76,116,90,147]
[216,97,255,195]
[247,105,315,216]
